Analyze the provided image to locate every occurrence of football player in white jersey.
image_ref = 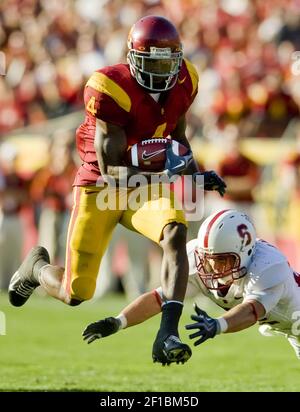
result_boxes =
[83,209,300,363]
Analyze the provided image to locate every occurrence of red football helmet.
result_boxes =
[127,15,183,92]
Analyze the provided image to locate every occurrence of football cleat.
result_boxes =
[258,324,287,338]
[153,358,171,367]
[8,246,50,307]
[152,334,192,365]
[259,326,300,360]
[287,336,300,359]
[163,335,192,363]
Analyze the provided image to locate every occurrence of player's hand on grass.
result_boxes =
[185,303,220,346]
[82,317,121,344]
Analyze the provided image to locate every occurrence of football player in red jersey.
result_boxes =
[9,16,226,365]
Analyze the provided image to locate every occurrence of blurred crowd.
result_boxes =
[1,0,300,296]
[0,0,300,137]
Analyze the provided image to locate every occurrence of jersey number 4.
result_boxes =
[87,96,97,115]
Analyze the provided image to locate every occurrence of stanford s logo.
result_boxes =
[237,224,252,248]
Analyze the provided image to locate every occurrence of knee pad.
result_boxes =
[70,277,96,302]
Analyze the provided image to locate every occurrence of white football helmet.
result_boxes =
[195,209,256,291]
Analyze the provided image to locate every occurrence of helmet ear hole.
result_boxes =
[248,249,253,256]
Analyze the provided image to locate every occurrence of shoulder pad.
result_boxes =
[246,240,292,291]
[86,65,132,112]
[246,260,291,292]
[183,58,199,96]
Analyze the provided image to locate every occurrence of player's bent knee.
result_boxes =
[160,222,187,251]
[70,277,96,302]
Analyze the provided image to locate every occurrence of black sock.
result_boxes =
[158,301,183,338]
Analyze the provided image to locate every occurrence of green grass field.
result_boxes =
[0,292,299,392]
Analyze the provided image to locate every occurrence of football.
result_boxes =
[126,138,189,171]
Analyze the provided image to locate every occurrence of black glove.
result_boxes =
[164,142,193,177]
[185,303,220,346]
[194,170,226,197]
[82,317,120,344]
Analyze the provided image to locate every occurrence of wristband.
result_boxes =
[192,172,203,185]
[217,317,228,334]
[116,313,127,329]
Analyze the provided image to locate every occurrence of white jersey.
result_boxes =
[186,238,300,336]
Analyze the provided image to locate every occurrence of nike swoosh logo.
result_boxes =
[142,149,166,160]
[172,159,185,169]
[178,76,186,84]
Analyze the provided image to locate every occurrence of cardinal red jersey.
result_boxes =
[74,59,198,186]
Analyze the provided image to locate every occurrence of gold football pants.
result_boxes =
[62,184,187,301]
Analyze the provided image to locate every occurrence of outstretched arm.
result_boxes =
[222,300,265,333]
[82,291,161,344]
[122,290,162,327]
